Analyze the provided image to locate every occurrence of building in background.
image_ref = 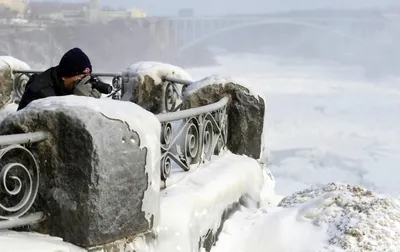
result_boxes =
[0,0,27,15]
[22,0,147,22]
[88,0,147,21]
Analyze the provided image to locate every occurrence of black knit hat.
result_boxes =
[58,48,92,77]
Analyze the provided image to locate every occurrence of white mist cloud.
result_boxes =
[30,0,400,16]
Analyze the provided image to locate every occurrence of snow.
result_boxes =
[278,183,400,251]
[0,56,30,71]
[156,152,264,252]
[259,165,281,206]
[20,95,161,226]
[125,61,193,84]
[183,75,262,101]
[212,206,328,252]
[0,230,85,252]
[212,183,400,252]
[0,103,17,122]
[121,61,193,102]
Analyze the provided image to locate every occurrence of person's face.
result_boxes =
[62,73,88,90]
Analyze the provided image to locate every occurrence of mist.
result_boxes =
[30,0,400,15]
[0,0,395,78]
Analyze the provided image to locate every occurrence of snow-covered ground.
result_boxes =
[0,231,84,252]
[211,183,400,252]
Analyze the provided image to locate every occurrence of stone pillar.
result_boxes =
[0,96,161,249]
[121,61,192,114]
[0,56,30,109]
[182,76,266,160]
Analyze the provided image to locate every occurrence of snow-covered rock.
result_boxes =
[0,96,161,248]
[0,56,30,108]
[121,61,192,113]
[184,75,262,101]
[0,102,18,123]
[279,183,400,251]
[182,75,267,160]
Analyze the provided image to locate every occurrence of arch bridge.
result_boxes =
[143,15,395,55]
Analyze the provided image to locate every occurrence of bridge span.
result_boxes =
[138,15,395,55]
[0,13,397,62]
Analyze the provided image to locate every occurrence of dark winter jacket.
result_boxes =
[17,67,72,111]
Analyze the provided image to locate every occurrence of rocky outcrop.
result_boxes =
[0,96,161,248]
[182,75,266,159]
[121,61,192,114]
[0,56,30,109]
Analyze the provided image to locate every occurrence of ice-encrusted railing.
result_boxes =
[156,77,229,181]
[10,71,229,182]
[160,76,193,113]
[12,70,123,100]
[11,70,186,113]
[0,131,48,230]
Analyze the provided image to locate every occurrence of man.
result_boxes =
[17,47,101,111]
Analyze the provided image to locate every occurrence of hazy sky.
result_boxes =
[30,0,399,16]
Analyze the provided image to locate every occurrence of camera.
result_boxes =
[88,76,112,94]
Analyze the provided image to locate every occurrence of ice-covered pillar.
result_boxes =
[121,61,193,114]
[0,96,161,249]
[0,56,30,109]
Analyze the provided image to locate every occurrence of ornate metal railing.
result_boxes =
[0,131,48,230]
[12,70,123,101]
[161,76,192,114]
[156,84,229,181]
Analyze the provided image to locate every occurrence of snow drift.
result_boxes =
[214,182,400,252]
[279,183,400,251]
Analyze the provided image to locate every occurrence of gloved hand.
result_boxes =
[73,75,102,98]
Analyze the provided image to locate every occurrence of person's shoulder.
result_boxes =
[37,67,57,79]
[27,67,56,93]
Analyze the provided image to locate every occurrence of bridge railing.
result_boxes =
[0,131,48,230]
[12,70,123,100]
[156,77,229,181]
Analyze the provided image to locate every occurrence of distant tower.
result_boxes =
[88,0,99,22]
[90,0,99,11]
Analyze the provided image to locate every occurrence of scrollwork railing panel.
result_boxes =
[161,76,192,114]
[0,144,39,220]
[157,96,229,181]
[0,132,48,229]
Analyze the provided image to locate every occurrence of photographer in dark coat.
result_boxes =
[17,47,101,111]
